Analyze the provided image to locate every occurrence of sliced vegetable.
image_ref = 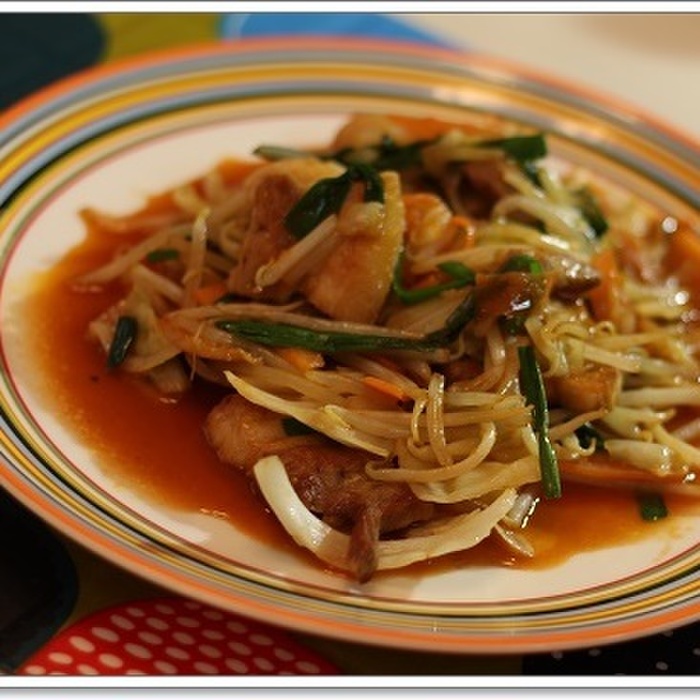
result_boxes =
[216,319,443,353]
[193,281,229,306]
[426,291,478,345]
[392,253,475,305]
[361,375,410,403]
[518,344,561,499]
[145,248,180,263]
[256,132,546,176]
[351,163,385,204]
[283,164,385,239]
[217,289,477,353]
[572,186,608,237]
[341,135,433,171]
[586,247,622,323]
[574,423,606,451]
[253,455,518,576]
[283,171,352,239]
[276,346,325,372]
[349,133,547,169]
[107,315,138,369]
[636,491,668,521]
[478,134,547,162]
[499,253,544,275]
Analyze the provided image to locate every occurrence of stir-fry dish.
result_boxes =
[77,114,700,581]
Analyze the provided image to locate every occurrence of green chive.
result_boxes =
[216,319,444,353]
[437,260,476,281]
[365,136,433,171]
[518,344,561,499]
[107,315,137,369]
[425,291,478,345]
[145,248,180,263]
[479,134,547,162]
[217,286,476,354]
[499,253,544,275]
[284,173,353,239]
[392,254,476,305]
[637,491,668,522]
[351,163,384,203]
[498,254,546,335]
[283,164,385,239]
[572,186,609,236]
[575,423,605,451]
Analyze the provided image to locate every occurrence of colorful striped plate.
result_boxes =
[1,38,699,654]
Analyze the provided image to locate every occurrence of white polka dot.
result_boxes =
[146,616,170,631]
[125,643,153,660]
[551,651,563,660]
[656,661,669,671]
[693,647,700,656]
[193,661,219,674]
[227,641,252,656]
[92,626,119,643]
[153,660,179,674]
[662,630,674,638]
[173,631,196,645]
[99,653,124,670]
[202,610,224,621]
[294,660,321,674]
[273,647,295,662]
[137,631,163,646]
[198,644,223,659]
[23,665,47,675]
[202,629,225,641]
[184,601,201,611]
[155,603,176,615]
[126,606,146,618]
[69,636,95,653]
[253,656,275,672]
[225,658,249,674]
[125,669,147,675]
[250,633,273,646]
[588,648,602,657]
[48,652,73,666]
[165,646,190,661]
[111,614,135,631]
[77,664,100,675]
[176,616,200,629]
[226,620,248,635]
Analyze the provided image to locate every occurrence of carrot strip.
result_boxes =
[193,281,228,306]
[362,376,409,403]
[446,215,476,249]
[585,246,621,323]
[665,222,700,306]
[276,347,325,373]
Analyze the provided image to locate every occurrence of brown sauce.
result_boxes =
[21,174,700,579]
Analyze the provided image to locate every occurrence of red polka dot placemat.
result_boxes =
[17,597,339,676]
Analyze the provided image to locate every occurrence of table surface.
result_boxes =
[404,12,700,139]
[1,10,699,683]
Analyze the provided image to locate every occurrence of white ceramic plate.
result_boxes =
[1,38,700,653]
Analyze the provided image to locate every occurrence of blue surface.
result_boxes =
[219,13,453,48]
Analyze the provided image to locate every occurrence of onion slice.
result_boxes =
[253,455,517,576]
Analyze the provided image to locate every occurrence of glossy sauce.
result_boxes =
[22,163,700,577]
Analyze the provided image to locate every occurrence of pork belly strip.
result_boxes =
[204,394,434,581]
